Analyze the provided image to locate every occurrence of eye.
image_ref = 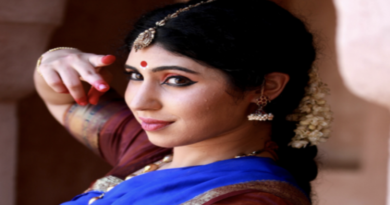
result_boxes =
[163,76,196,87]
[126,72,143,81]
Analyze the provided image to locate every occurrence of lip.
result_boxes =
[139,117,173,131]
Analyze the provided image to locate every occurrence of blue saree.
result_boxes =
[61,157,310,205]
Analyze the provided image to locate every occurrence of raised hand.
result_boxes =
[36,48,116,105]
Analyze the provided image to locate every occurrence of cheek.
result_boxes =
[124,83,133,106]
[168,86,247,137]
[124,82,139,108]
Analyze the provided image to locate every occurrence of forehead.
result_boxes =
[126,44,201,69]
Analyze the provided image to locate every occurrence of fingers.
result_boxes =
[88,54,116,68]
[87,87,106,105]
[87,69,114,105]
[57,66,88,106]
[73,61,110,92]
[102,55,116,65]
[38,51,116,106]
[39,65,69,94]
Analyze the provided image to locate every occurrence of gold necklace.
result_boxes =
[88,155,174,205]
[125,155,174,180]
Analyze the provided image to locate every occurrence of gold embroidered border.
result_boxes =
[91,175,124,192]
[181,180,310,205]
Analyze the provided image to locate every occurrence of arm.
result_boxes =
[34,48,115,124]
[63,91,171,171]
[35,48,171,168]
[35,48,171,172]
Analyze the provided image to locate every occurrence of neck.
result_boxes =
[167,121,273,169]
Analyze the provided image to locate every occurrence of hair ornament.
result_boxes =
[133,0,216,52]
[286,66,333,148]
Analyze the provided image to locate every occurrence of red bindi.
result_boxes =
[140,61,148,68]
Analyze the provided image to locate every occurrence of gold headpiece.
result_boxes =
[133,0,216,52]
[286,66,333,148]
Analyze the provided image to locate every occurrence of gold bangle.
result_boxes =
[36,47,77,74]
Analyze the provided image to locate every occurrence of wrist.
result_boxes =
[36,47,78,75]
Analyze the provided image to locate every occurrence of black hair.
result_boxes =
[122,0,318,197]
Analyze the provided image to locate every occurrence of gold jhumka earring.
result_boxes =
[247,85,274,121]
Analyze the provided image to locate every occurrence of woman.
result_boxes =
[34,0,331,204]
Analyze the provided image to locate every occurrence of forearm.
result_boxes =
[64,89,127,156]
[34,69,75,124]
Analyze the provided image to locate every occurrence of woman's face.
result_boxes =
[124,44,254,148]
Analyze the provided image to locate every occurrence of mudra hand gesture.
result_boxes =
[36,48,116,106]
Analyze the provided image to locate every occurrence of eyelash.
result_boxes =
[163,75,197,87]
[125,71,197,87]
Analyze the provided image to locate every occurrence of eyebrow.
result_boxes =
[125,65,199,74]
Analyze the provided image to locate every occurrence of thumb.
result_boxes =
[88,54,116,67]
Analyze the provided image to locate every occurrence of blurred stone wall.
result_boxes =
[0,1,67,204]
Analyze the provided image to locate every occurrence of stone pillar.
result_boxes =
[0,1,66,204]
[0,104,17,205]
[332,0,390,204]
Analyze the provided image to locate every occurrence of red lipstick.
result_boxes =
[139,117,173,131]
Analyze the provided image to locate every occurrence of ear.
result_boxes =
[250,72,290,103]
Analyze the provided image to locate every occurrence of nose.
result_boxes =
[126,80,162,111]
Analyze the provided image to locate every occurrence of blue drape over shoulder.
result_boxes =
[61,157,309,205]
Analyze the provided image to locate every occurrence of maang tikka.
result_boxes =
[247,85,274,121]
[133,0,216,52]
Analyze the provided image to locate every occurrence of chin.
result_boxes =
[146,133,178,148]
[146,132,195,148]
